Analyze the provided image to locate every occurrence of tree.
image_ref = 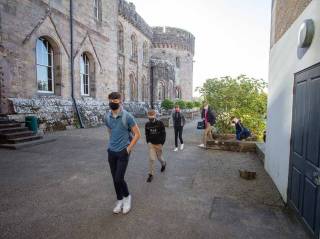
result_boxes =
[197,75,267,138]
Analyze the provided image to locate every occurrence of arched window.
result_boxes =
[94,0,102,22]
[143,41,148,64]
[118,68,125,100]
[142,76,149,102]
[175,86,181,99]
[118,23,124,53]
[158,81,166,101]
[176,57,181,68]
[36,38,54,93]
[129,73,138,101]
[169,80,174,100]
[80,53,90,96]
[131,34,138,61]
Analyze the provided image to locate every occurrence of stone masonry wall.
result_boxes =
[0,0,195,131]
[270,0,312,47]
[118,15,151,102]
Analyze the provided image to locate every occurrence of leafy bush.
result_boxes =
[175,99,186,109]
[185,101,194,109]
[197,75,267,138]
[161,99,174,110]
[193,101,201,108]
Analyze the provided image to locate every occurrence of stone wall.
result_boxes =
[0,0,195,131]
[118,15,151,102]
[151,46,194,100]
[118,0,153,39]
[270,0,312,47]
[0,0,118,111]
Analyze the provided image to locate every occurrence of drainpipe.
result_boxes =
[150,65,154,109]
[70,0,84,128]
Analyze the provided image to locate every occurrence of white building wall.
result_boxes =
[266,0,320,201]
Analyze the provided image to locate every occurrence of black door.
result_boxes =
[289,62,320,238]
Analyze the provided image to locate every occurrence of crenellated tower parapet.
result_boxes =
[152,26,195,55]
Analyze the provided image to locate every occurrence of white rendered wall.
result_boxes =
[266,0,320,202]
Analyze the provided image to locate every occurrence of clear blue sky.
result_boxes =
[129,0,272,94]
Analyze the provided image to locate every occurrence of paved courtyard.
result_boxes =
[0,121,309,239]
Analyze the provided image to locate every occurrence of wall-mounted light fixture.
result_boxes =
[298,19,315,48]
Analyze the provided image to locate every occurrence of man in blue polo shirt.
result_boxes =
[105,92,141,214]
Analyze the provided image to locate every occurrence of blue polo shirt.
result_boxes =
[106,110,136,152]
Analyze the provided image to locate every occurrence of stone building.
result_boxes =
[266,0,319,237]
[0,0,195,130]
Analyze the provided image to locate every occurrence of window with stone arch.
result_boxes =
[80,53,90,96]
[175,86,181,99]
[141,76,149,102]
[36,37,55,93]
[158,81,166,101]
[118,23,124,53]
[168,80,174,100]
[131,34,138,61]
[118,67,125,100]
[143,41,148,64]
[129,73,138,101]
[176,56,181,68]
[94,0,102,22]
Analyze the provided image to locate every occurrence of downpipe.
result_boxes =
[70,0,84,128]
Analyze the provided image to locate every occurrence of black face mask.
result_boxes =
[149,118,155,122]
[109,102,120,110]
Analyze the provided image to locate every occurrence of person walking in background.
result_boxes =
[231,116,251,140]
[172,104,186,152]
[145,110,166,183]
[199,101,216,148]
[105,92,141,215]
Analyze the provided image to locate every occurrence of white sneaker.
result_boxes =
[198,144,205,148]
[174,147,178,152]
[122,195,132,214]
[180,144,184,150]
[113,200,123,214]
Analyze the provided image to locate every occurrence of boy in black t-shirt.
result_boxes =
[145,110,166,183]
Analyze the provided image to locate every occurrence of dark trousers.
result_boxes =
[174,126,184,147]
[108,148,130,200]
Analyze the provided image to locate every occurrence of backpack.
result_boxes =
[105,110,134,141]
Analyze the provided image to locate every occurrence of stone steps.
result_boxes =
[0,138,56,150]
[0,131,35,140]
[0,115,49,148]
[6,135,43,144]
[0,127,30,134]
[0,123,21,128]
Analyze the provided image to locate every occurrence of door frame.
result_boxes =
[288,61,320,239]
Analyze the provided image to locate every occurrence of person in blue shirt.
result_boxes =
[105,92,141,214]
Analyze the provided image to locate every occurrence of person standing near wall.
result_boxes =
[172,104,186,152]
[105,92,141,214]
[145,110,166,183]
[199,101,216,148]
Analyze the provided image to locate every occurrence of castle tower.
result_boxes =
[151,27,195,101]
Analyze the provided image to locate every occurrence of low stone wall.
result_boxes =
[8,97,153,131]
[207,140,257,153]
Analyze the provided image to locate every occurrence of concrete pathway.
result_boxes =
[0,121,309,239]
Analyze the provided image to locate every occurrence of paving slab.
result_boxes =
[0,122,310,239]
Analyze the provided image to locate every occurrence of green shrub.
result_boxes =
[186,101,194,109]
[175,100,186,109]
[197,75,268,138]
[161,99,174,110]
[193,101,201,108]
